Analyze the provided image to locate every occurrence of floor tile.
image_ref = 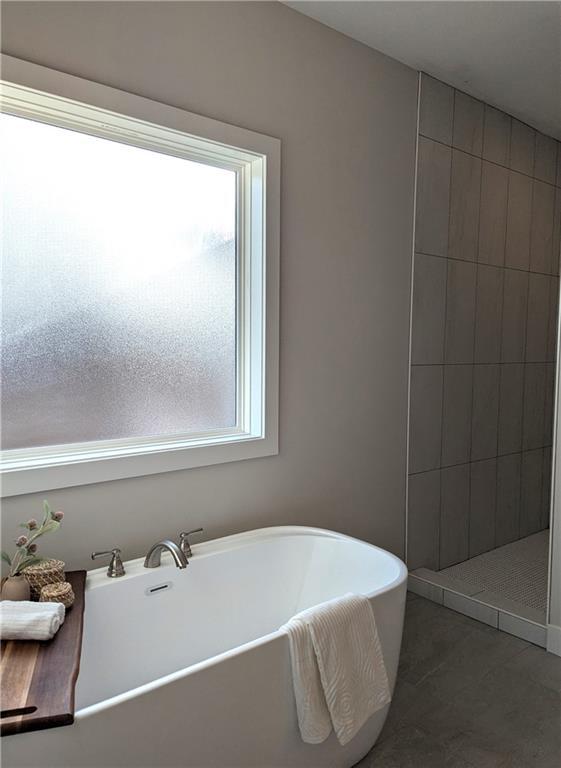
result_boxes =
[357,596,561,768]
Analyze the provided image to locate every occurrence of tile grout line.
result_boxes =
[411,360,556,367]
[494,114,512,548]
[518,141,535,539]
[537,161,559,530]
[437,87,458,571]
[408,447,554,477]
[437,97,451,562]
[414,248,559,279]
[466,88,483,559]
[418,130,561,191]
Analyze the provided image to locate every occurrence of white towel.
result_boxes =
[282,594,391,746]
[0,600,65,641]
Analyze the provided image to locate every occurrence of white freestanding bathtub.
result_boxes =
[4,526,407,768]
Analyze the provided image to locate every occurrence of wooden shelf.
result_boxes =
[1,570,86,737]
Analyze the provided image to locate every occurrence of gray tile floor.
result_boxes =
[356,594,561,768]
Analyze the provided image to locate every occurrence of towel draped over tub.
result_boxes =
[281,593,391,746]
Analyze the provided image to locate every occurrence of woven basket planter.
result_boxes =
[39,581,75,609]
[24,559,65,601]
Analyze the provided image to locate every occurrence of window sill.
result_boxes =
[1,432,278,497]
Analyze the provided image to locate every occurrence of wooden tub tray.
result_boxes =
[1,570,86,737]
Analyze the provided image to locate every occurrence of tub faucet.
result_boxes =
[179,527,203,558]
[91,547,126,578]
[144,539,188,569]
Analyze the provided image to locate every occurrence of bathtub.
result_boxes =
[4,526,407,768]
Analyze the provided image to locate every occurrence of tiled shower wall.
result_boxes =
[407,74,561,571]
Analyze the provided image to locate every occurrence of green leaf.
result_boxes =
[42,500,52,526]
[1,551,12,566]
[20,556,45,571]
[40,520,60,536]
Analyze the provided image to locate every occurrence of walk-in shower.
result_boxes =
[407,73,560,645]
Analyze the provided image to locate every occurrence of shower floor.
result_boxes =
[439,531,549,613]
[409,531,549,646]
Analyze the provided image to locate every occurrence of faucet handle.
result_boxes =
[179,528,203,558]
[91,547,126,578]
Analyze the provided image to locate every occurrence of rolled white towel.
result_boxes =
[0,600,66,641]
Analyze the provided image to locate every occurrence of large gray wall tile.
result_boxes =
[498,363,524,454]
[496,453,521,546]
[441,364,473,466]
[415,137,452,257]
[453,91,484,155]
[469,458,497,557]
[449,150,482,262]
[407,469,441,570]
[557,141,561,187]
[510,120,535,176]
[482,106,510,166]
[409,88,554,560]
[520,449,543,537]
[501,269,528,362]
[440,463,470,568]
[541,446,552,529]
[474,264,504,363]
[478,161,508,266]
[530,180,555,274]
[411,253,447,364]
[419,74,454,145]
[526,273,550,362]
[444,259,477,363]
[471,364,500,460]
[552,189,561,276]
[409,365,443,473]
[546,276,559,362]
[534,133,557,185]
[505,171,532,270]
[522,363,546,450]
[543,362,555,447]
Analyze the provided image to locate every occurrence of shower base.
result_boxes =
[409,531,549,647]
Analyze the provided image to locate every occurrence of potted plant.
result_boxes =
[1,501,64,601]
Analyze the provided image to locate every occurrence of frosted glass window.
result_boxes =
[1,113,237,451]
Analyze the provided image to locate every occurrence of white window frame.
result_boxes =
[0,55,280,497]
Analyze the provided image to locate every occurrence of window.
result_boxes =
[0,57,279,496]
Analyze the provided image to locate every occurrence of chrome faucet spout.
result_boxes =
[144,539,188,569]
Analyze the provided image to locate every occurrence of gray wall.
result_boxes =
[408,74,561,571]
[1,2,418,569]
